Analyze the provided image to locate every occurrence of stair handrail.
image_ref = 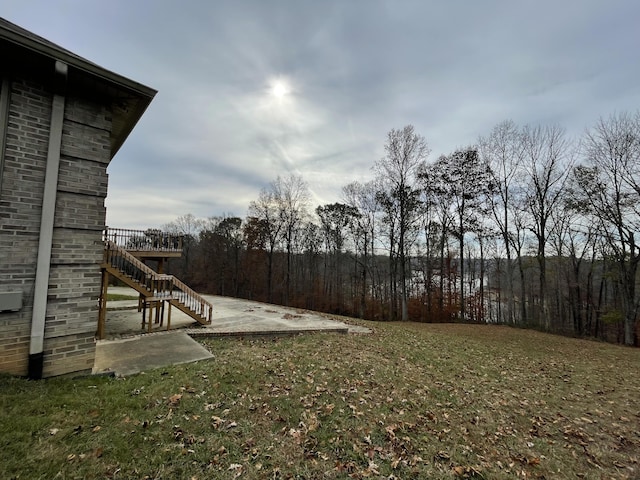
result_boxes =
[103,240,212,324]
[104,240,174,297]
[171,276,213,323]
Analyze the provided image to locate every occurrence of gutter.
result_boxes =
[28,60,67,379]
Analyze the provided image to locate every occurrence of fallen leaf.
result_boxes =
[228,463,244,478]
[436,451,450,461]
[452,465,484,477]
[211,416,224,429]
[289,428,303,444]
[453,466,466,476]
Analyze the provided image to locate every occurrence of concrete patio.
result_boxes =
[93,286,370,376]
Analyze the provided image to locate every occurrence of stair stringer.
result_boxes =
[100,241,213,331]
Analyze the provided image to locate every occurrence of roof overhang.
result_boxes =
[0,17,157,158]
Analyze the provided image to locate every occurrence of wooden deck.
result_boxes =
[103,227,184,259]
[98,228,212,339]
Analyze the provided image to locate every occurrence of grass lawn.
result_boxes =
[1,322,639,479]
[106,293,139,302]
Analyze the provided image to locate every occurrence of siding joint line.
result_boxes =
[0,77,10,197]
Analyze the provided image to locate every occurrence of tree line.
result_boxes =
[161,112,640,346]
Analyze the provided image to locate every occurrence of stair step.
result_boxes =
[104,242,212,325]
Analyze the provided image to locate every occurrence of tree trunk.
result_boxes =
[622,260,639,346]
[439,233,446,319]
[459,231,465,321]
[479,236,486,323]
[517,256,527,325]
[267,246,274,303]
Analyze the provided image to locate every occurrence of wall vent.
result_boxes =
[0,292,23,312]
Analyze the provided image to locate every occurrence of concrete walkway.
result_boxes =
[93,332,214,377]
[93,287,370,376]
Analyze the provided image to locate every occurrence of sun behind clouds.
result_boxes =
[269,77,291,100]
[272,81,288,98]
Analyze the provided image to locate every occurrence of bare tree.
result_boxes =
[316,202,359,312]
[478,120,525,324]
[374,126,429,321]
[343,180,379,318]
[163,213,203,237]
[575,112,640,345]
[163,213,203,279]
[414,168,442,320]
[272,174,310,304]
[521,124,573,329]
[548,195,598,336]
[247,187,283,303]
[418,162,456,320]
[298,220,323,309]
[427,149,495,321]
[196,216,242,295]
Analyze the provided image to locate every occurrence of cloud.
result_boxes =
[5,0,640,228]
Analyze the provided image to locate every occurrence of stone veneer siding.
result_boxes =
[0,71,112,377]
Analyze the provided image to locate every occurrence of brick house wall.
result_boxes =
[0,77,52,375]
[44,95,112,377]
[0,18,155,378]
[0,73,112,376]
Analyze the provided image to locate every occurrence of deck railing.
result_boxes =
[103,241,173,296]
[103,227,183,253]
[171,277,213,323]
[102,240,212,325]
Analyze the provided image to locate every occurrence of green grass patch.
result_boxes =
[1,322,639,479]
[106,293,138,301]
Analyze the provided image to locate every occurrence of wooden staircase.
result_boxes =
[97,239,212,339]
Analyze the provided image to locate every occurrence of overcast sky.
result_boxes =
[4,1,640,229]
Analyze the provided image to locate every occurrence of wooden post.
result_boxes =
[97,269,109,339]
[167,301,172,331]
[153,301,157,332]
[147,301,153,333]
